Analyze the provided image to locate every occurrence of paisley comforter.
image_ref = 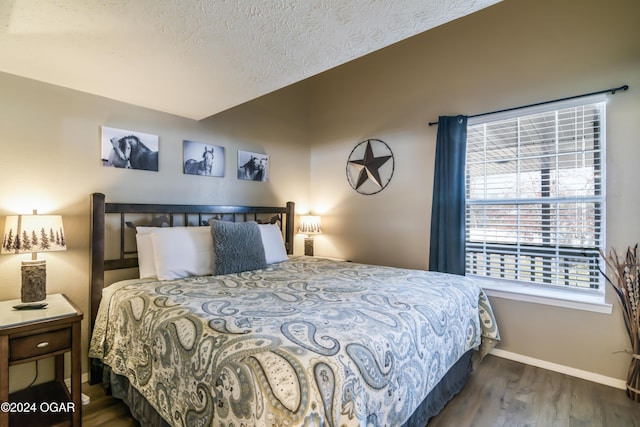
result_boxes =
[89,256,500,427]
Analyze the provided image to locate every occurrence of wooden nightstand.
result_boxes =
[0,294,83,427]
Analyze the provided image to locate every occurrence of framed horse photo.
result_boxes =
[101,126,159,172]
[183,140,225,177]
[237,150,269,182]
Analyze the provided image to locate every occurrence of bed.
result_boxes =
[87,193,500,426]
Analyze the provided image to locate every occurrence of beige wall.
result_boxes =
[306,0,640,380]
[0,73,311,390]
[1,0,638,389]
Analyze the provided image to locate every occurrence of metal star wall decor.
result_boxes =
[346,139,394,195]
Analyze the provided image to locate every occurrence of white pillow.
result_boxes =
[150,226,215,280]
[136,227,157,279]
[258,224,288,264]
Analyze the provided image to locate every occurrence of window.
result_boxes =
[465,96,605,299]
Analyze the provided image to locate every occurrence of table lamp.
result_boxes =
[1,212,66,302]
[298,215,322,256]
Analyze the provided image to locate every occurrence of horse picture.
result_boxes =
[101,126,159,172]
[108,136,132,168]
[183,141,224,177]
[127,135,158,171]
[237,150,268,182]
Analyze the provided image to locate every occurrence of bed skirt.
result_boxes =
[401,350,473,426]
[99,350,472,427]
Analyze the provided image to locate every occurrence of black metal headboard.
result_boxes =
[89,192,295,332]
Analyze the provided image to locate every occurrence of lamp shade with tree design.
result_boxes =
[1,213,66,302]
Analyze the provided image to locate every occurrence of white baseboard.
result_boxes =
[490,348,627,390]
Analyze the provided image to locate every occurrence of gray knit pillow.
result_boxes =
[211,220,267,275]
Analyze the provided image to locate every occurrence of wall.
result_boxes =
[0,72,311,390]
[306,0,640,380]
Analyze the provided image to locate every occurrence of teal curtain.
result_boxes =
[429,115,468,275]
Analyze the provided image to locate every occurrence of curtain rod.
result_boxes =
[427,84,629,126]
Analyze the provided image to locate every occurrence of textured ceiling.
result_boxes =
[0,0,500,120]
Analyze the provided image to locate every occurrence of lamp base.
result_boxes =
[304,237,315,256]
[21,260,46,302]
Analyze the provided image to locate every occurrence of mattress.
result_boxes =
[89,256,500,426]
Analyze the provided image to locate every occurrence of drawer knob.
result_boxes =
[36,342,49,348]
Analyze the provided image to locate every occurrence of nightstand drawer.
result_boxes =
[10,328,71,362]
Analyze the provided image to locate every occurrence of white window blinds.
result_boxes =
[465,97,605,291]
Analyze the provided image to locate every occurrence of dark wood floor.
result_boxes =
[429,355,640,427]
[81,382,139,427]
[81,355,640,426]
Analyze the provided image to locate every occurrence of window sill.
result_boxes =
[470,275,612,314]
